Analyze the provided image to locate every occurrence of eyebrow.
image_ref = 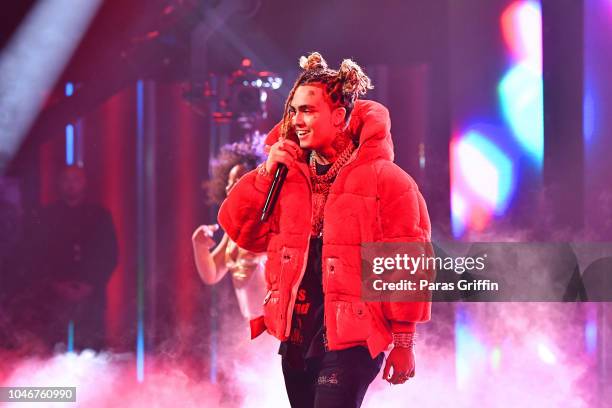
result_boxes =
[288,104,317,111]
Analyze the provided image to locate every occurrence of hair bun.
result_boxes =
[299,52,328,71]
[338,59,373,98]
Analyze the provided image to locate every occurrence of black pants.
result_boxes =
[282,346,384,408]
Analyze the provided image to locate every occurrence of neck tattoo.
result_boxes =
[315,131,352,164]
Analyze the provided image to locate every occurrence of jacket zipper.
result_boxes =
[320,149,359,350]
[284,150,360,343]
[283,161,313,338]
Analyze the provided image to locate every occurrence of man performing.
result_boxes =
[218,52,431,407]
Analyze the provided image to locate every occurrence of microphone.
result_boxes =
[261,164,288,222]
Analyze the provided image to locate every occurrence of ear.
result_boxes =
[332,107,347,127]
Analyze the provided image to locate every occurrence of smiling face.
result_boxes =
[288,85,346,151]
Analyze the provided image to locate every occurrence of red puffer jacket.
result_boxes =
[218,99,432,357]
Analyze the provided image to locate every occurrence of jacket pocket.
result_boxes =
[265,252,279,287]
[263,290,282,338]
[323,257,339,294]
[279,246,300,290]
[325,257,361,297]
[333,300,372,344]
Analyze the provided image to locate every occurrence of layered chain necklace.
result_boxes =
[309,141,356,237]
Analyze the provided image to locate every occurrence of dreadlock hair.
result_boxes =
[280,52,373,141]
[205,134,266,205]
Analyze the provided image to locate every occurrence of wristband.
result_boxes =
[392,332,416,349]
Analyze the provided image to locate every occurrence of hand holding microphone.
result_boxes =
[264,139,300,174]
[261,139,300,222]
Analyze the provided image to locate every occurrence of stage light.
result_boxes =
[585,320,597,356]
[584,305,597,356]
[418,143,426,169]
[450,130,515,236]
[499,1,543,166]
[537,342,557,365]
[65,82,74,97]
[67,320,74,353]
[501,2,524,62]
[271,77,282,90]
[0,0,102,161]
[501,1,542,70]
[65,124,75,165]
[136,80,146,383]
[490,347,502,371]
[455,307,488,389]
[137,320,145,382]
[451,192,468,237]
[456,131,513,212]
[498,63,544,165]
[450,1,541,237]
[583,86,596,145]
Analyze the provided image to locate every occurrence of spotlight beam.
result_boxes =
[0,0,102,167]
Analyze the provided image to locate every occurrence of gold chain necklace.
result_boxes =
[309,142,356,236]
[308,142,356,185]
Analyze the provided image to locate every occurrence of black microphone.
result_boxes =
[261,164,288,222]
